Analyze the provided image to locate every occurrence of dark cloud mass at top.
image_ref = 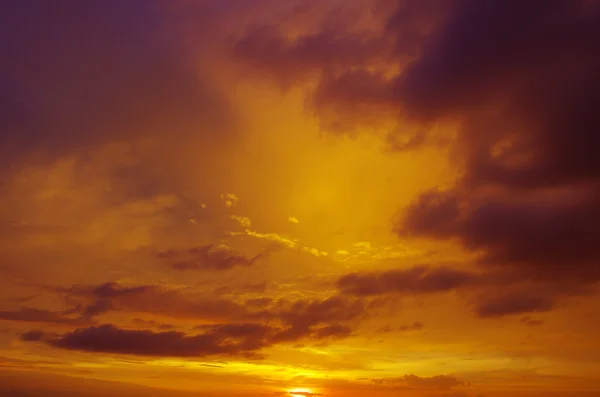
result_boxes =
[0,0,232,165]
[395,0,600,283]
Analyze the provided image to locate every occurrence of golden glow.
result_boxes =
[288,388,316,396]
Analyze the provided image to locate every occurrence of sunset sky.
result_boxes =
[1,1,600,396]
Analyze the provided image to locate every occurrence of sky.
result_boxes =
[0,1,599,396]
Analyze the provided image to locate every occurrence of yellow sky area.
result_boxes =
[214,77,457,255]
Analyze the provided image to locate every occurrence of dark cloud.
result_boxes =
[336,262,575,317]
[400,187,600,281]
[394,0,600,283]
[403,374,464,389]
[80,300,113,318]
[230,0,407,86]
[131,318,175,330]
[57,282,250,322]
[230,1,450,136]
[0,308,87,326]
[474,291,555,318]
[336,263,578,317]
[312,324,352,339]
[56,281,366,336]
[213,282,270,296]
[371,374,465,389]
[244,297,273,307]
[92,283,155,299]
[379,321,424,333]
[268,295,365,342]
[234,25,388,86]
[398,321,424,331]
[50,323,273,357]
[202,295,362,343]
[155,244,277,271]
[520,316,544,327]
[20,330,45,342]
[35,293,364,357]
[0,0,233,166]
[337,265,477,296]
[17,281,366,355]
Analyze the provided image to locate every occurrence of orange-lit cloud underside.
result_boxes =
[0,1,599,397]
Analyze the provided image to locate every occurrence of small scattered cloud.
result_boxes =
[379,321,424,333]
[20,330,45,342]
[301,247,328,257]
[220,193,239,208]
[228,229,299,249]
[155,244,277,271]
[230,215,252,228]
[520,316,544,327]
[0,308,88,326]
[371,374,465,389]
[474,291,555,318]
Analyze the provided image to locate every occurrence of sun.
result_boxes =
[288,388,315,396]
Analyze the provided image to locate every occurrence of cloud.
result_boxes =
[337,265,477,296]
[388,0,600,288]
[50,323,274,357]
[228,229,299,249]
[0,0,234,166]
[0,308,87,326]
[32,281,367,354]
[20,330,45,342]
[57,281,366,336]
[230,1,451,136]
[520,316,544,327]
[378,321,424,333]
[155,244,278,271]
[270,295,365,338]
[57,282,250,322]
[403,374,464,389]
[91,283,155,299]
[400,187,600,281]
[474,290,555,318]
[371,374,465,389]
[398,321,424,331]
[311,324,352,339]
[131,318,175,330]
[32,293,365,357]
[214,282,270,296]
[233,17,390,88]
[336,263,576,318]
